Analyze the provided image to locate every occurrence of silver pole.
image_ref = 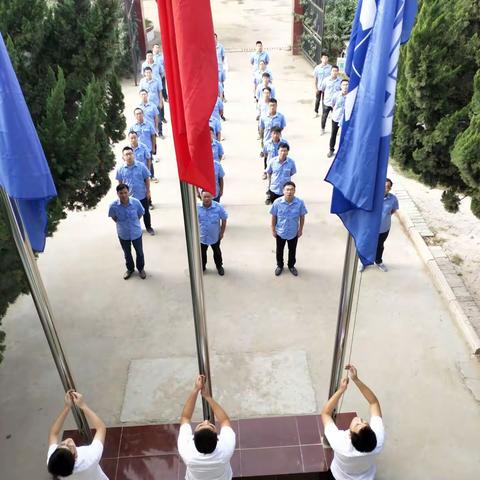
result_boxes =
[0,187,93,441]
[179,182,214,421]
[328,234,359,399]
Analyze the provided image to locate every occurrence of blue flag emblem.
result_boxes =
[0,34,57,252]
[325,0,417,265]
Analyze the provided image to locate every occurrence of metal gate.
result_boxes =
[300,0,326,66]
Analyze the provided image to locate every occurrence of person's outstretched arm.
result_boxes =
[201,382,231,428]
[180,376,204,424]
[320,377,348,427]
[71,392,107,444]
[48,391,74,445]
[346,364,382,417]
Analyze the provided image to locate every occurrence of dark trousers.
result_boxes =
[140,197,151,230]
[321,105,333,129]
[267,190,282,203]
[156,106,164,134]
[201,240,223,269]
[119,236,144,272]
[161,76,168,101]
[276,235,298,268]
[314,90,324,113]
[329,120,340,152]
[376,229,390,264]
[213,195,221,203]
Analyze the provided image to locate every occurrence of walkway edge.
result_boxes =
[396,199,480,356]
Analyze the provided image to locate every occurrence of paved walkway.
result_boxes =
[1,1,479,479]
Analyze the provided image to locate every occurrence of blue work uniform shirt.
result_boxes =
[214,160,225,199]
[115,161,150,201]
[211,139,224,162]
[270,196,308,240]
[260,112,287,143]
[153,53,165,76]
[212,97,224,120]
[197,201,228,245]
[255,83,276,101]
[331,91,347,124]
[313,64,333,90]
[108,197,144,241]
[132,143,151,169]
[139,77,162,106]
[254,68,273,87]
[262,137,290,163]
[380,193,399,233]
[129,121,156,152]
[321,77,342,107]
[250,51,270,69]
[141,61,162,81]
[138,102,158,130]
[209,116,222,137]
[265,156,297,195]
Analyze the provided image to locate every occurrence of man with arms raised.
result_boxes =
[178,375,236,480]
[321,365,385,480]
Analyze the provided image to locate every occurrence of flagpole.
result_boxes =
[179,181,214,421]
[0,187,93,441]
[328,234,358,400]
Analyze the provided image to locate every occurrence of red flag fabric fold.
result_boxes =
[157,0,217,193]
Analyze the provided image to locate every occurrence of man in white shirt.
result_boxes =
[47,391,108,479]
[321,365,385,480]
[177,375,236,480]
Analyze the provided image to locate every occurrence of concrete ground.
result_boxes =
[1,0,479,479]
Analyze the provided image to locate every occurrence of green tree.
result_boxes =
[0,0,126,361]
[323,0,356,59]
[392,0,480,217]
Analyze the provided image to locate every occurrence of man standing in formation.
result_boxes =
[265,142,296,204]
[139,66,165,138]
[313,53,332,118]
[250,40,270,70]
[320,65,342,135]
[270,181,307,276]
[259,98,286,146]
[198,191,228,276]
[327,78,349,158]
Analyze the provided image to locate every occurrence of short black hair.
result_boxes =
[193,428,218,454]
[256,40,263,45]
[139,89,148,94]
[47,448,75,477]
[332,65,339,70]
[278,142,289,151]
[143,66,152,72]
[122,146,133,153]
[321,52,328,57]
[146,49,153,55]
[262,86,272,93]
[128,130,138,136]
[117,183,129,192]
[209,127,215,133]
[271,126,283,133]
[341,79,349,84]
[386,177,393,187]
[283,181,296,189]
[269,98,277,104]
[262,72,271,79]
[134,107,143,114]
[351,425,377,453]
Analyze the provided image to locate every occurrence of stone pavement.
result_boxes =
[1,1,480,479]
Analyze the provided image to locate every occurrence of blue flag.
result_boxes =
[0,34,57,252]
[325,0,417,265]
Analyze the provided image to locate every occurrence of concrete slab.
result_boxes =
[120,351,317,423]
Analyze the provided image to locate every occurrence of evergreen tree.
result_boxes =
[392,0,480,217]
[323,0,356,58]
[0,0,126,360]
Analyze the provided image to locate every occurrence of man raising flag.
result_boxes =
[325,0,417,267]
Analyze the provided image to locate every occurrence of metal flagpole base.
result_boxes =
[328,234,359,401]
[0,187,93,442]
[179,182,214,421]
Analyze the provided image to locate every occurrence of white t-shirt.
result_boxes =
[47,439,108,479]
[324,416,385,480]
[177,423,236,480]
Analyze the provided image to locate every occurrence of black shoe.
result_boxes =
[275,267,283,276]
[289,267,298,276]
[139,270,146,279]
[217,266,225,276]
[265,198,271,205]
[123,270,133,280]
[327,150,334,158]
[162,118,168,124]
[147,227,155,236]
[203,266,206,272]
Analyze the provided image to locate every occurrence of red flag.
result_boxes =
[157,0,217,193]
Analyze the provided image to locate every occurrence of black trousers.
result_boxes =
[329,120,340,152]
[201,240,223,269]
[321,105,333,129]
[140,197,151,230]
[276,235,298,268]
[161,76,168,101]
[119,236,144,272]
[267,190,282,203]
[376,229,390,264]
[314,90,324,113]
